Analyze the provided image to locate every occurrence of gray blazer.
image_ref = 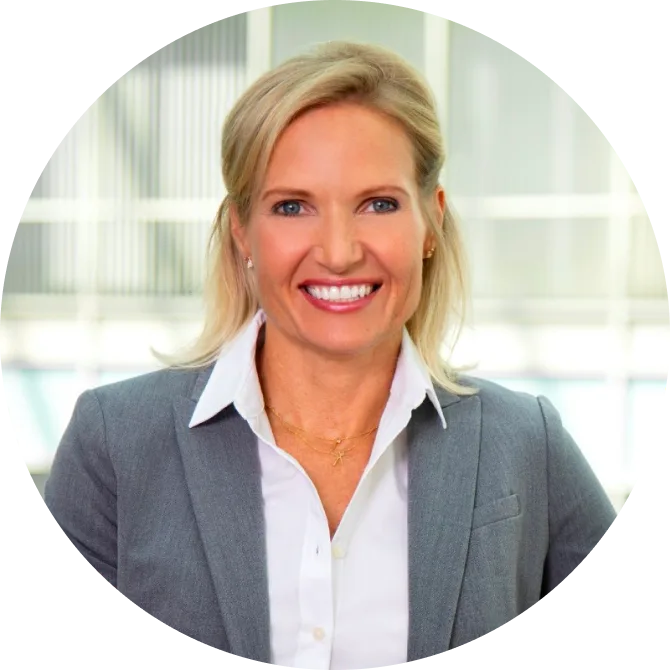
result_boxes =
[44,366,615,662]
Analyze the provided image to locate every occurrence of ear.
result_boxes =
[229,201,250,258]
[423,185,446,256]
[435,185,447,219]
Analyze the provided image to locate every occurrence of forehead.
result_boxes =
[261,103,417,192]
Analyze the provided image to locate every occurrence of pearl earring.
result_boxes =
[245,257,254,269]
[425,247,435,259]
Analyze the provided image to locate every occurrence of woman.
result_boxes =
[45,41,616,668]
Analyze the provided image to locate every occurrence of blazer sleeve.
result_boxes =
[538,395,616,595]
[44,390,118,586]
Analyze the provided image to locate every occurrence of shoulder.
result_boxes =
[92,365,210,407]
[448,375,582,473]
[452,375,561,443]
[58,365,215,469]
[74,366,213,439]
[449,374,547,428]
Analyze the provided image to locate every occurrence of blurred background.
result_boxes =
[1,2,667,510]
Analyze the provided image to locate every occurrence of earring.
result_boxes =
[425,247,435,259]
[245,257,254,269]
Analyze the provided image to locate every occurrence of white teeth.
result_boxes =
[305,284,376,302]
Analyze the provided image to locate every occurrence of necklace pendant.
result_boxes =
[332,450,345,466]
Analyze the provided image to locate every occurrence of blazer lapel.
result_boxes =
[407,390,482,661]
[173,391,271,663]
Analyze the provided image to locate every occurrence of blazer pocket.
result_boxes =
[471,493,521,531]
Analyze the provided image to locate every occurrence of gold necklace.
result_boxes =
[265,404,379,466]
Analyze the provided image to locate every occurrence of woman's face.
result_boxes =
[232,102,444,359]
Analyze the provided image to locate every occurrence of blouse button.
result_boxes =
[313,627,326,641]
[332,544,346,559]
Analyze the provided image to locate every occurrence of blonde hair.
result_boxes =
[168,41,474,395]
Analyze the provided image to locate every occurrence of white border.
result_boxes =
[463,12,670,26]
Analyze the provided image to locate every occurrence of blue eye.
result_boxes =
[273,200,303,216]
[368,198,399,214]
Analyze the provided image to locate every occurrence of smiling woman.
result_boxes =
[44,41,616,668]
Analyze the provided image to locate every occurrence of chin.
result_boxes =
[299,323,397,358]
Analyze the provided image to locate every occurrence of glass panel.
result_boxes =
[3,369,81,467]
[448,21,611,196]
[462,218,610,298]
[272,1,425,71]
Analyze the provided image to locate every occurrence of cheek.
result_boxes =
[386,260,424,326]
[378,233,425,285]
[378,210,427,259]
[252,222,303,276]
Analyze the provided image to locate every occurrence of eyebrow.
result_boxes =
[260,184,411,201]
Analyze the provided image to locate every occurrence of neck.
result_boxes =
[257,322,402,440]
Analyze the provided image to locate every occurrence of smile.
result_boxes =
[299,282,382,312]
[303,284,379,302]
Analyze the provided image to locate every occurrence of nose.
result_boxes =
[315,208,365,273]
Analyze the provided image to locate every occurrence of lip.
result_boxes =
[299,278,383,288]
[300,283,381,313]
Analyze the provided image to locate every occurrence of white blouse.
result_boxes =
[190,311,447,669]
